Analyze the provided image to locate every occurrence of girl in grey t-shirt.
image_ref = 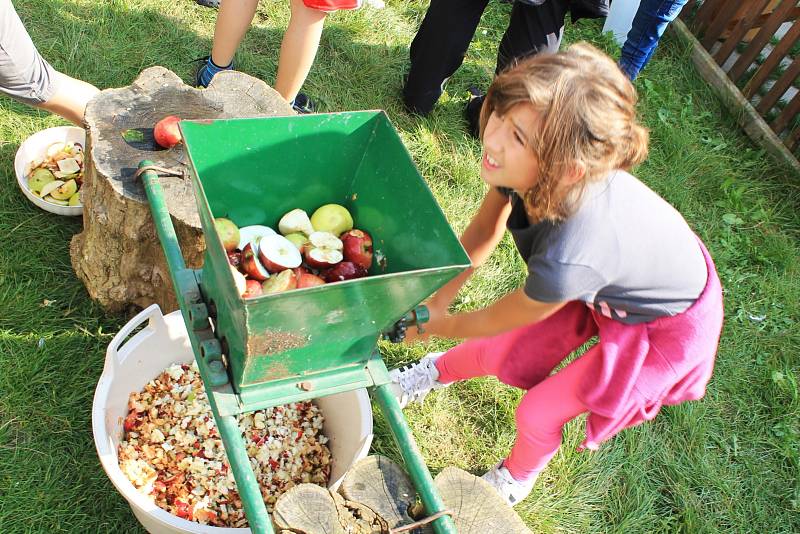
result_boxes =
[389,43,724,507]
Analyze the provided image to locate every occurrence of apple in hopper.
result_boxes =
[227,249,243,270]
[153,115,182,149]
[258,234,302,273]
[262,269,297,294]
[237,225,276,250]
[323,261,368,283]
[340,229,373,270]
[215,218,241,253]
[278,208,314,236]
[303,231,343,270]
[310,204,353,235]
[294,267,326,288]
[241,241,270,281]
[229,265,247,296]
[243,279,263,298]
[284,232,309,251]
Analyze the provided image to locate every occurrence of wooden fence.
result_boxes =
[680,0,800,160]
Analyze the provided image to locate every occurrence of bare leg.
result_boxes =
[36,72,99,126]
[274,0,326,102]
[210,0,260,67]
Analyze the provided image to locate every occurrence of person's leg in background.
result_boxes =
[618,0,689,80]
[274,0,327,106]
[465,0,568,137]
[0,0,98,125]
[196,0,259,87]
[402,0,490,115]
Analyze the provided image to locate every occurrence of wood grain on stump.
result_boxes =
[339,455,417,530]
[70,66,293,312]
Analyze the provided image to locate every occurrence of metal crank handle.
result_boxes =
[382,305,430,343]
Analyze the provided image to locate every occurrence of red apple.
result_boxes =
[340,229,373,270]
[214,218,240,252]
[243,279,263,298]
[261,269,297,294]
[227,249,242,270]
[153,115,182,148]
[304,247,343,270]
[303,231,343,269]
[258,234,302,273]
[241,241,270,281]
[322,261,368,283]
[294,267,326,288]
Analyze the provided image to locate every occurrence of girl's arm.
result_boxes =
[427,187,513,312]
[425,288,566,340]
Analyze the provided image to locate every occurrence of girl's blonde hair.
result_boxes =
[480,42,649,223]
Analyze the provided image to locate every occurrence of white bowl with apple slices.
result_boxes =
[14,125,85,216]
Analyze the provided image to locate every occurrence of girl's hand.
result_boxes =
[403,300,450,343]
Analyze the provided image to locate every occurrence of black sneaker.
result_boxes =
[465,86,485,139]
[193,56,234,88]
[292,93,317,114]
[195,0,220,8]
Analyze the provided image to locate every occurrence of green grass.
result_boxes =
[1,1,799,532]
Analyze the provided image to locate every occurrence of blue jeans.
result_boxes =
[618,0,689,80]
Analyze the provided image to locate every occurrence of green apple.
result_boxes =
[284,232,309,250]
[214,217,241,252]
[68,191,81,206]
[28,168,55,196]
[310,204,353,235]
[50,179,78,201]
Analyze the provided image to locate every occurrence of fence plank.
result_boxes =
[753,6,800,29]
[713,0,774,66]
[771,90,800,133]
[743,21,800,98]
[702,2,751,49]
[756,56,800,113]
[679,0,699,21]
[729,0,798,83]
[693,0,727,34]
[787,125,800,151]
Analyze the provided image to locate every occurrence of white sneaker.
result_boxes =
[481,461,537,506]
[388,352,449,408]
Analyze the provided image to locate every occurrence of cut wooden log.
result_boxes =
[273,483,389,534]
[427,467,532,534]
[339,455,417,530]
[70,66,293,313]
[273,484,344,534]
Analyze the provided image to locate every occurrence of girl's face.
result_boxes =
[480,103,541,195]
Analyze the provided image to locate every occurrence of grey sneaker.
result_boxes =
[481,461,537,506]
[388,352,449,408]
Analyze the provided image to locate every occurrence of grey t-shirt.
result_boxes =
[503,171,707,324]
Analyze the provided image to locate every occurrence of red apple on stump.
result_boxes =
[154,115,182,148]
[323,261,368,283]
[340,229,373,270]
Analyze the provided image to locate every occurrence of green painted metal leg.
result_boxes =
[139,160,274,533]
[216,414,274,534]
[373,383,457,534]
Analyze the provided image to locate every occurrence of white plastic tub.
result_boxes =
[93,304,374,533]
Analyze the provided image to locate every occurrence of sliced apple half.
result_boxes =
[278,208,314,236]
[258,234,302,273]
[241,241,270,281]
[237,225,276,250]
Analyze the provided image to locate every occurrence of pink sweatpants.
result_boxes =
[435,332,601,482]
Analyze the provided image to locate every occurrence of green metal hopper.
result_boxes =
[139,111,470,533]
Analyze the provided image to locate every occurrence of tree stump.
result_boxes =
[70,66,293,313]
[340,455,418,530]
